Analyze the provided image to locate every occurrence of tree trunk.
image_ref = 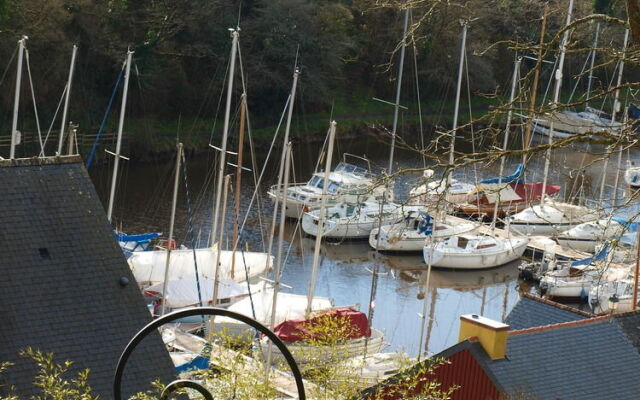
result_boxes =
[629,0,640,44]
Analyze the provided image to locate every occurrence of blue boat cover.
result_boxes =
[115,232,161,242]
[571,243,609,267]
[175,343,211,374]
[629,104,640,120]
[418,211,433,235]
[480,164,524,184]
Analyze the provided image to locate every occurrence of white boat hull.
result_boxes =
[423,237,528,269]
[369,222,478,252]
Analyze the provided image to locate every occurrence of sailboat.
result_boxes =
[302,199,404,239]
[368,210,477,252]
[509,0,600,236]
[556,217,632,253]
[420,55,531,270]
[422,234,528,269]
[533,25,627,139]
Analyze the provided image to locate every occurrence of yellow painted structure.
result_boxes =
[459,314,509,360]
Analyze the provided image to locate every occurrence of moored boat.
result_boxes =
[422,234,529,269]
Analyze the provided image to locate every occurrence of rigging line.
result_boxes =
[41,77,66,155]
[0,45,17,87]
[24,49,44,154]
[463,45,478,186]
[568,47,595,106]
[85,64,125,170]
[236,43,267,250]
[409,9,426,169]
[181,149,204,307]
[236,95,291,245]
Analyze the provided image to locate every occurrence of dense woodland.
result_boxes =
[0,0,635,148]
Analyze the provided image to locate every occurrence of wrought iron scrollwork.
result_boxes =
[113,307,306,400]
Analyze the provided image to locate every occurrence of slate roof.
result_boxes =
[505,294,592,330]
[477,317,640,399]
[0,156,175,399]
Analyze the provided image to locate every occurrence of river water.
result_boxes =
[88,130,640,357]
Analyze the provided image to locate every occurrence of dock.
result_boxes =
[444,215,591,261]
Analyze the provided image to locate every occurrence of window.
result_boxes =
[328,182,340,194]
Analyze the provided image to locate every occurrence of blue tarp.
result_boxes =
[611,217,638,233]
[175,343,211,374]
[480,164,524,184]
[115,232,161,242]
[571,243,609,267]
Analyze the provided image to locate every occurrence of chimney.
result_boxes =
[459,314,509,360]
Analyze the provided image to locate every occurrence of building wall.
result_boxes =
[363,349,500,400]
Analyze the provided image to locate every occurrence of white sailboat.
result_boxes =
[422,234,528,269]
[556,218,628,253]
[508,199,600,236]
[588,278,636,314]
[368,210,477,252]
[302,200,403,239]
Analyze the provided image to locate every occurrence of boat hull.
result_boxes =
[423,238,528,269]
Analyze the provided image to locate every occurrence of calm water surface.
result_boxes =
[89,132,640,357]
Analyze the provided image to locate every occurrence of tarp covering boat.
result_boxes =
[571,243,609,267]
[480,164,524,185]
[116,231,161,252]
[143,278,248,308]
[128,247,272,286]
[512,182,561,201]
[273,308,371,343]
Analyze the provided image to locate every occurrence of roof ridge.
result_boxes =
[0,155,82,168]
[521,293,594,317]
[509,314,611,336]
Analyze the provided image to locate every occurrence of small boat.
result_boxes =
[508,200,600,236]
[262,307,386,366]
[556,218,629,253]
[369,210,477,252]
[540,245,628,301]
[116,232,161,256]
[302,200,403,239]
[214,288,333,338]
[539,264,600,300]
[533,109,622,138]
[422,234,529,269]
[409,169,475,206]
[455,165,561,219]
[588,278,636,314]
[268,158,389,219]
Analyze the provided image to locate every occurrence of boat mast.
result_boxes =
[106,49,133,223]
[540,0,574,208]
[10,37,26,160]
[56,44,78,156]
[306,121,337,316]
[388,8,409,175]
[231,94,247,279]
[266,142,293,367]
[492,58,521,230]
[523,6,548,164]
[585,22,600,110]
[598,28,629,205]
[266,68,299,275]
[448,22,468,185]
[160,142,183,316]
[210,28,239,248]
[634,229,640,311]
